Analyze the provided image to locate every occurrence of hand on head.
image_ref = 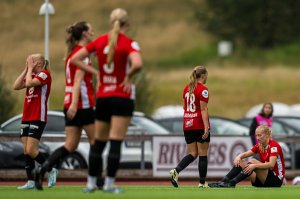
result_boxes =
[26,55,38,69]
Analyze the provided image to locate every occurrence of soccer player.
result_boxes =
[71,8,142,193]
[35,21,96,190]
[13,54,57,189]
[209,124,285,188]
[170,66,210,188]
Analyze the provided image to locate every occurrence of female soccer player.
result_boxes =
[13,54,56,189]
[170,65,210,188]
[209,124,285,188]
[35,21,96,190]
[71,8,142,193]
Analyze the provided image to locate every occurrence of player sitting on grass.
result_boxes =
[209,125,285,188]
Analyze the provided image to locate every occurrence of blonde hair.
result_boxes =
[107,8,128,67]
[256,125,272,152]
[188,65,207,96]
[32,54,50,71]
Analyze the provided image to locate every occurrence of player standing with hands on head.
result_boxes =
[71,8,142,193]
[209,125,285,188]
[170,66,210,188]
[13,54,56,189]
[34,21,97,190]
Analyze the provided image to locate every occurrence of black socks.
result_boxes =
[223,166,242,182]
[43,146,69,172]
[34,152,46,165]
[88,140,107,176]
[25,155,35,180]
[107,140,122,177]
[230,171,250,185]
[198,156,208,184]
[175,154,196,173]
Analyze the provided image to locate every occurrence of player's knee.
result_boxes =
[189,152,197,158]
[25,148,38,157]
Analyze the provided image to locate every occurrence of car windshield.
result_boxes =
[0,113,65,134]
[236,117,299,137]
[276,118,300,132]
[1,117,21,132]
[210,118,249,136]
[131,116,169,135]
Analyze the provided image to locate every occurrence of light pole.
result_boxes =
[39,0,55,60]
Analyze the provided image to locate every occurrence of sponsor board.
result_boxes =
[153,136,252,177]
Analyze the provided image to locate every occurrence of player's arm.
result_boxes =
[13,67,28,90]
[67,70,84,119]
[127,52,143,79]
[234,150,255,167]
[121,52,143,93]
[71,48,99,77]
[252,156,277,169]
[200,100,209,139]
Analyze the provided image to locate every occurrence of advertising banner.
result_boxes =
[153,136,252,177]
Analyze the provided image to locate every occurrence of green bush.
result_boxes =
[0,64,16,123]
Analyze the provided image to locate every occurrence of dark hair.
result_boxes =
[259,102,273,118]
[65,21,89,56]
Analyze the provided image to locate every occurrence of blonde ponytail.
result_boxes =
[107,8,129,68]
[188,66,207,95]
[107,20,121,67]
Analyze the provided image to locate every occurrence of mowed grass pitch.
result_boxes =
[0,185,299,199]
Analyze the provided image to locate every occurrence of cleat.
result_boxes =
[103,186,124,194]
[34,167,46,190]
[208,181,223,188]
[17,181,35,190]
[83,186,97,193]
[48,168,59,188]
[198,181,209,188]
[217,181,236,188]
[169,169,179,188]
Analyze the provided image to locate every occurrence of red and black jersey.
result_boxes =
[64,45,95,109]
[183,83,209,130]
[22,70,51,122]
[85,33,140,99]
[251,139,285,181]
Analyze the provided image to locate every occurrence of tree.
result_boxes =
[0,64,16,123]
[194,0,300,48]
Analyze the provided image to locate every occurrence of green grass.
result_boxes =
[0,185,299,199]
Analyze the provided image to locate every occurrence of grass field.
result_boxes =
[0,185,299,199]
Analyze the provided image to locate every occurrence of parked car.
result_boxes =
[154,116,292,168]
[0,141,50,169]
[0,111,170,170]
[155,116,249,135]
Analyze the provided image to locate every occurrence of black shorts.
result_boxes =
[20,121,46,140]
[95,97,134,122]
[183,129,210,144]
[64,107,95,126]
[251,169,282,187]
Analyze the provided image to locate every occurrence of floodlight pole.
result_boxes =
[39,0,55,60]
[39,0,55,109]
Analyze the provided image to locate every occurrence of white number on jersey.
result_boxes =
[185,92,196,112]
